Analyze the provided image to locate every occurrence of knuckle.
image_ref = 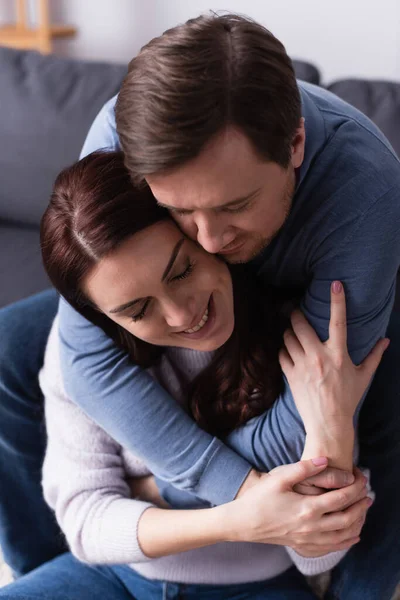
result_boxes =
[334,530,348,544]
[300,501,316,522]
[333,354,344,368]
[324,471,336,488]
[323,531,337,545]
[353,520,363,536]
[312,354,324,374]
[341,514,352,529]
[300,524,313,535]
[293,536,304,547]
[333,318,346,330]
[337,490,349,507]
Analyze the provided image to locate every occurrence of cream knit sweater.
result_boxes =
[39,318,353,584]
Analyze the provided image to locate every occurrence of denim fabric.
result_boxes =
[0,290,63,576]
[0,553,317,599]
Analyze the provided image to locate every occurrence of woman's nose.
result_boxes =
[162,297,196,330]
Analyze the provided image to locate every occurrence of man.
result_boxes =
[0,13,399,599]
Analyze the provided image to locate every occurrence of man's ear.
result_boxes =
[291,117,305,169]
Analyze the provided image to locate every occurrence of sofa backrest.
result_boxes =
[0,47,126,227]
[0,50,322,230]
[292,60,320,86]
[328,79,400,158]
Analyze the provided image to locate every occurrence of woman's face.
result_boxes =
[83,220,235,352]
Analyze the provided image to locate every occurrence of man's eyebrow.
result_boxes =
[156,188,261,212]
[109,237,185,315]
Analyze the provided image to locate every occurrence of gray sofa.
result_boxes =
[0,46,399,310]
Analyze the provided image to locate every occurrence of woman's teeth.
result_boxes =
[184,308,209,333]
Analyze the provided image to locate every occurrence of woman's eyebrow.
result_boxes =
[109,297,143,315]
[161,237,185,282]
[109,237,186,315]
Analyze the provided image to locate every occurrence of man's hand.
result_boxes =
[279,281,388,471]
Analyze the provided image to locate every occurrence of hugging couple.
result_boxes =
[0,12,399,600]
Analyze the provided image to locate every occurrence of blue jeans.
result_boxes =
[0,290,399,599]
[0,553,317,599]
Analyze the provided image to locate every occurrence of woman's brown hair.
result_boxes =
[41,151,284,438]
[116,13,301,186]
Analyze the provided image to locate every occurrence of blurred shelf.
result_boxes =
[0,0,76,54]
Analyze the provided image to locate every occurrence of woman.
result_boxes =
[0,151,381,599]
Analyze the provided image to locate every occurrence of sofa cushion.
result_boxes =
[292,60,320,86]
[328,79,400,158]
[0,224,50,308]
[0,47,126,227]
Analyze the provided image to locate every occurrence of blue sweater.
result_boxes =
[58,82,400,506]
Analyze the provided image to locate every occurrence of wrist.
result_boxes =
[234,469,262,499]
[218,499,256,543]
[214,502,240,543]
[304,415,354,438]
[303,425,355,472]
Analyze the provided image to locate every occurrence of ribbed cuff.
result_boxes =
[94,498,155,564]
[193,441,252,505]
[286,546,348,576]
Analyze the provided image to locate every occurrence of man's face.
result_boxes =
[146,124,305,263]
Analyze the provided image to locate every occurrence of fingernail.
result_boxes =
[312,457,328,466]
[367,498,374,507]
[332,281,342,294]
[345,473,355,485]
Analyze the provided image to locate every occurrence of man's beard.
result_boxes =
[226,171,295,264]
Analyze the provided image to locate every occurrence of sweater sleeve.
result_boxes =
[40,319,154,565]
[58,98,252,506]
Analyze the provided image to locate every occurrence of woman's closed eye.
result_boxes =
[172,260,195,281]
[130,261,195,322]
[130,299,150,322]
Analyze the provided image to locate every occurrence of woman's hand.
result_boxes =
[226,457,371,555]
[134,459,370,559]
[278,281,388,470]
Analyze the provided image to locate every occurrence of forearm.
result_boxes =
[137,504,231,558]
[226,384,307,473]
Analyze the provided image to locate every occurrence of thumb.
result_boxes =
[360,338,390,379]
[272,457,328,489]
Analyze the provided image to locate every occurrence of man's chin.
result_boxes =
[222,239,269,264]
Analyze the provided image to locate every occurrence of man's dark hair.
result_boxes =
[115,13,301,185]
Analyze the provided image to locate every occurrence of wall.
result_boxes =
[1,0,400,83]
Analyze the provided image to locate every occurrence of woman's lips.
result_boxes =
[177,295,216,340]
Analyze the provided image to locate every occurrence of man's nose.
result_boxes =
[195,213,234,254]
